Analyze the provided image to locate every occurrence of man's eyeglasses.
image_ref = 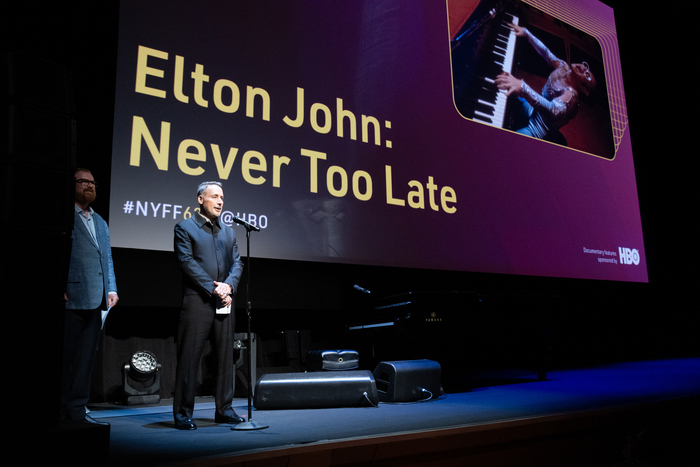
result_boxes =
[76,179,98,187]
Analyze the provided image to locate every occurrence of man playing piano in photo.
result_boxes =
[495,22,596,144]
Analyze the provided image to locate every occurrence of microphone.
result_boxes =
[232,215,260,232]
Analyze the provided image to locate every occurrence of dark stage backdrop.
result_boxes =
[108,0,647,283]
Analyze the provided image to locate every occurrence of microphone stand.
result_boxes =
[232,223,268,431]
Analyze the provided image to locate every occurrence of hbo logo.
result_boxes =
[618,247,640,266]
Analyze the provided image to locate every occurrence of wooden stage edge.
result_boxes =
[168,395,699,467]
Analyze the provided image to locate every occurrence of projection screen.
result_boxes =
[108,0,648,282]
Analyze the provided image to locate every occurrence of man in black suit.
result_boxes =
[172,181,245,430]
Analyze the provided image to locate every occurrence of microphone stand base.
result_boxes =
[232,421,269,431]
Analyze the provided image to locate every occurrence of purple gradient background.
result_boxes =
[109,0,647,282]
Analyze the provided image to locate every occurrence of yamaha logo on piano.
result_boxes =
[425,311,443,323]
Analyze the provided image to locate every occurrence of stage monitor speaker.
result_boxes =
[254,370,378,410]
[373,359,441,402]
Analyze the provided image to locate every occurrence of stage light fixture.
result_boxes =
[123,350,161,405]
[129,351,158,380]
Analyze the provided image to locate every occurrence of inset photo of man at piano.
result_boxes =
[449,0,615,159]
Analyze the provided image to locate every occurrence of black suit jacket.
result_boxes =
[174,213,243,300]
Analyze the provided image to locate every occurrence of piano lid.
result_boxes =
[348,291,478,331]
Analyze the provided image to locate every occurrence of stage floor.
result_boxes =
[93,358,700,466]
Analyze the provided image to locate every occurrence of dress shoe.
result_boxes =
[215,413,245,424]
[84,414,110,426]
[174,418,197,430]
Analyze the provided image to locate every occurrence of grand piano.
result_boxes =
[342,290,554,384]
[450,0,522,129]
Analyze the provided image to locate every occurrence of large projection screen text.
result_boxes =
[109,0,647,283]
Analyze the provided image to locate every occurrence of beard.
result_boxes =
[78,189,97,205]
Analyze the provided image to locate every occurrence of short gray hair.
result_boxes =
[197,181,223,197]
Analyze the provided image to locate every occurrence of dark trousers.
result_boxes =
[173,294,236,422]
[61,307,102,421]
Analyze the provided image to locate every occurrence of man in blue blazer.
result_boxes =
[172,181,245,430]
[62,168,118,424]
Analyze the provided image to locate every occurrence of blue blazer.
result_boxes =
[65,210,117,310]
[174,214,243,298]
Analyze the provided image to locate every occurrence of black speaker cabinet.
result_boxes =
[254,370,378,409]
[373,360,441,402]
